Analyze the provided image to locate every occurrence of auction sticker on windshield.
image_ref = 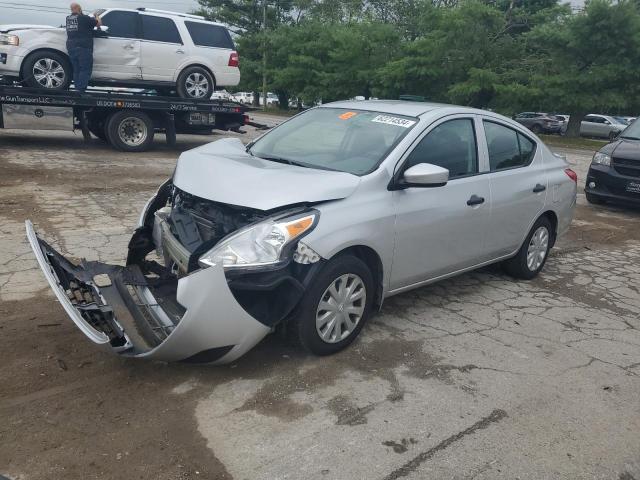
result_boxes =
[339,111,358,120]
[372,115,416,128]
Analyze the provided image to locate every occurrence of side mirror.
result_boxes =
[402,163,449,188]
[97,25,109,32]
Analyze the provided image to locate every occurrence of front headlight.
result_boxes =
[199,212,318,269]
[592,152,611,166]
[0,34,19,46]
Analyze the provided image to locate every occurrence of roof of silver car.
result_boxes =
[321,100,455,117]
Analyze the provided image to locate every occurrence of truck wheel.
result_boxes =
[176,66,214,99]
[291,255,374,356]
[106,110,155,152]
[22,51,71,91]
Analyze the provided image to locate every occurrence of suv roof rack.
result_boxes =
[136,8,205,20]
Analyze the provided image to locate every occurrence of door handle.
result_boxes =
[533,183,546,193]
[467,194,485,206]
[123,44,135,50]
[176,49,185,54]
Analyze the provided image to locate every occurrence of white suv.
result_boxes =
[0,8,240,99]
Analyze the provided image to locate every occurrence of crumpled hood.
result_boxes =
[172,138,361,211]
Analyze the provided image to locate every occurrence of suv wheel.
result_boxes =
[177,66,214,99]
[291,255,374,356]
[22,51,71,91]
[503,216,552,280]
[106,110,155,152]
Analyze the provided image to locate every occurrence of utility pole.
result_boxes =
[262,0,267,111]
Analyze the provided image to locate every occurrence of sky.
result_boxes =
[0,0,200,26]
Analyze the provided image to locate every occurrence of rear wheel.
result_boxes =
[176,66,214,99]
[291,255,374,356]
[22,51,71,91]
[503,216,552,280]
[106,110,155,152]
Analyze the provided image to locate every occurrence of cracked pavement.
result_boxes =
[1,124,639,480]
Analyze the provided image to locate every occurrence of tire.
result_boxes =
[586,192,606,205]
[530,124,542,134]
[22,51,71,91]
[291,254,374,356]
[105,110,155,152]
[502,216,553,280]
[176,66,214,99]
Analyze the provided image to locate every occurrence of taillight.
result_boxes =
[228,51,239,67]
[565,168,577,183]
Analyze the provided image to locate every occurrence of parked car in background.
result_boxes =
[27,100,577,364]
[585,118,640,206]
[551,114,569,134]
[232,92,254,104]
[0,8,240,99]
[513,112,562,134]
[262,92,279,107]
[580,114,627,140]
[211,90,232,101]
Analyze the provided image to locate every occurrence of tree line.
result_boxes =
[196,0,640,136]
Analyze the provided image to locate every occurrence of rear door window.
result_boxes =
[141,15,182,44]
[185,22,235,49]
[484,121,537,171]
[100,11,139,39]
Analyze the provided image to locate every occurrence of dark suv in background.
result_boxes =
[585,119,640,206]
[513,112,562,134]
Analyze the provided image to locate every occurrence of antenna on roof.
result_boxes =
[136,8,205,20]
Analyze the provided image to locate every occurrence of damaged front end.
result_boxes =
[26,181,324,364]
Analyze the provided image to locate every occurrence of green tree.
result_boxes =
[509,0,640,136]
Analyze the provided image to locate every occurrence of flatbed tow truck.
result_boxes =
[0,85,249,152]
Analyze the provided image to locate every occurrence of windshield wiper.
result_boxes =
[620,135,640,140]
[254,154,312,169]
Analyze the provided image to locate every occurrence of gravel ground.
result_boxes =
[1,119,639,480]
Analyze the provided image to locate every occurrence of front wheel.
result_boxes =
[502,216,552,280]
[176,66,214,99]
[291,255,374,356]
[22,51,71,91]
[105,110,155,152]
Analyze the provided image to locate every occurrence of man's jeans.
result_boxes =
[67,46,93,91]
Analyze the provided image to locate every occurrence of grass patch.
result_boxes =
[540,134,608,151]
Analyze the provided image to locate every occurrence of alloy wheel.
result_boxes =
[32,58,66,88]
[315,273,366,344]
[185,72,209,98]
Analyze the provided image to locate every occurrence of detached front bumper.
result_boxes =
[26,220,270,364]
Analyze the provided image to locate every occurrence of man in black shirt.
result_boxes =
[65,3,101,92]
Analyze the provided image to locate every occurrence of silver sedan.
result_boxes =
[27,100,577,363]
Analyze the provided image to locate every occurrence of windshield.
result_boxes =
[620,119,640,140]
[248,108,418,175]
